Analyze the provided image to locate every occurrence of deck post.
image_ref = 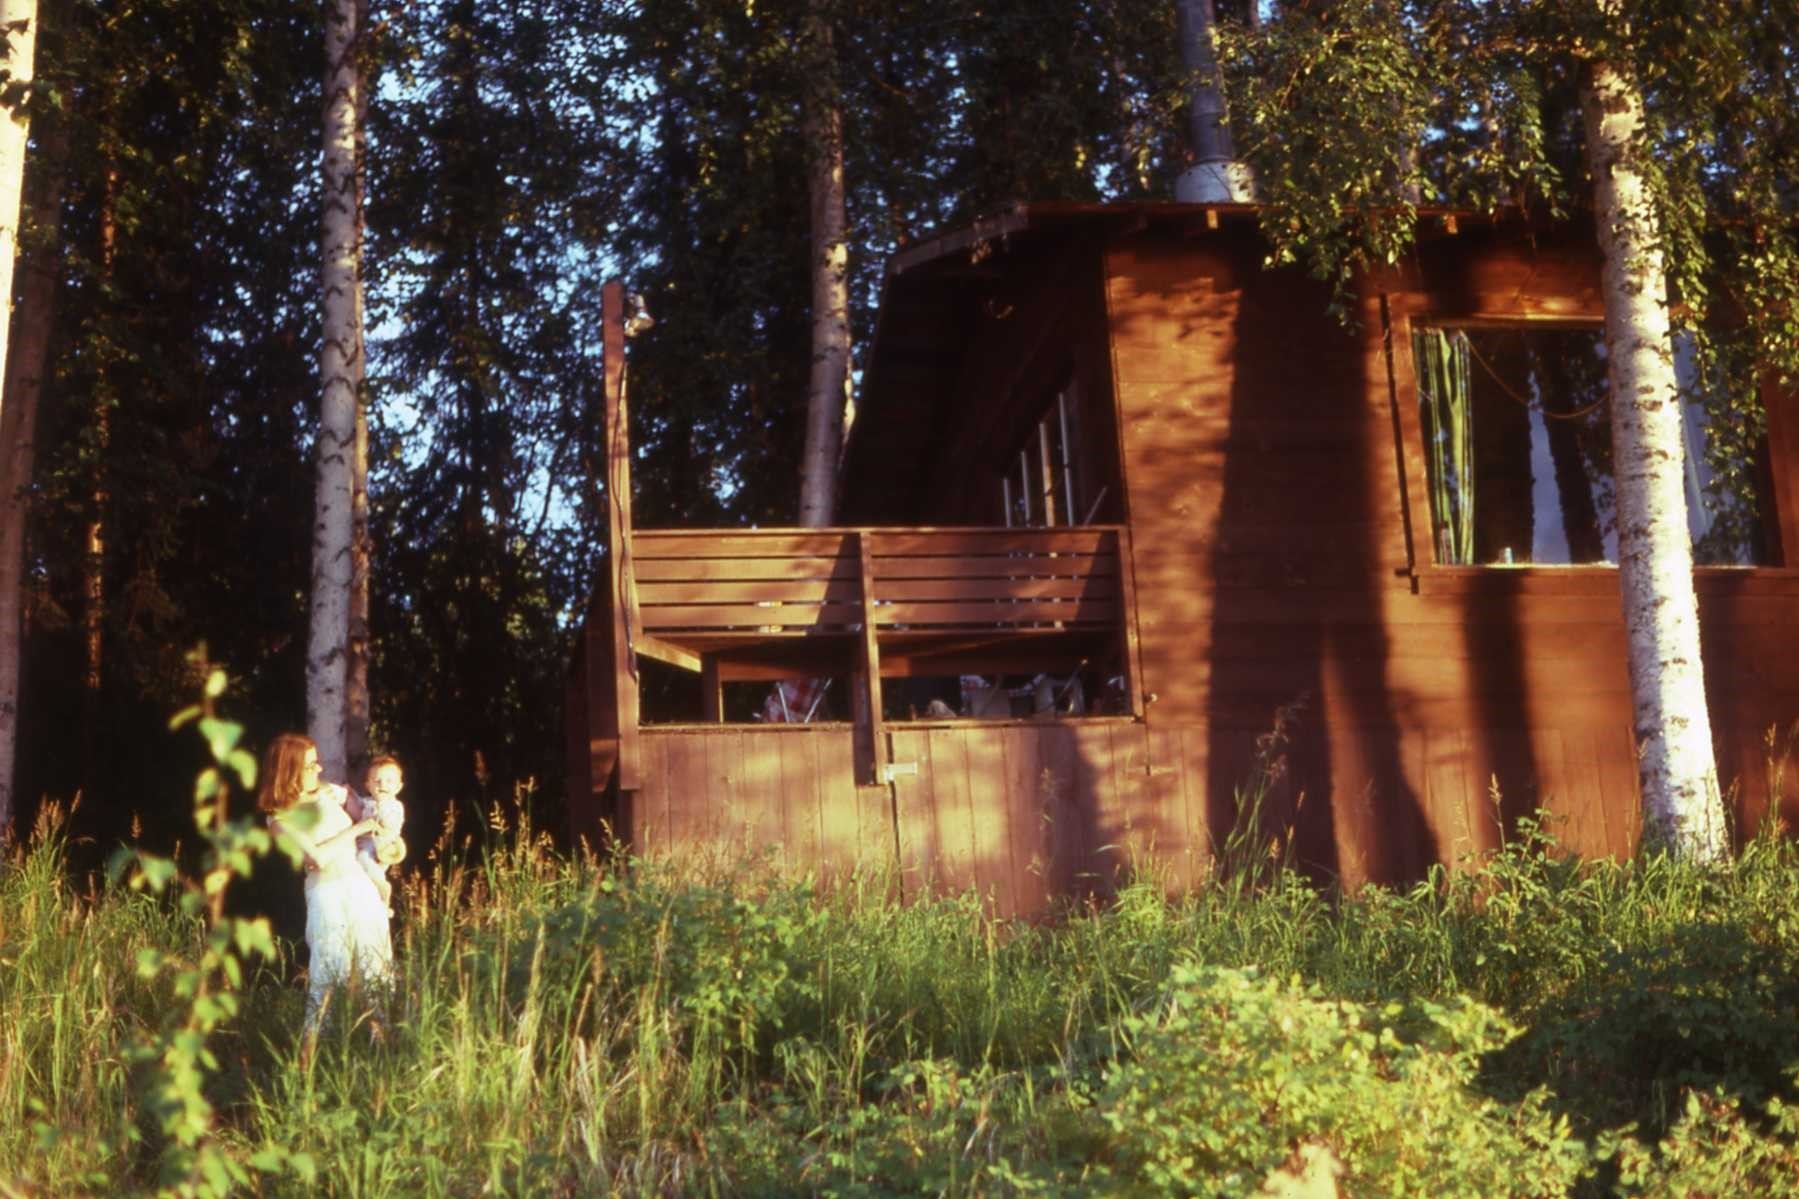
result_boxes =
[602,281,641,790]
[700,655,723,722]
[854,531,889,785]
[1112,527,1147,716]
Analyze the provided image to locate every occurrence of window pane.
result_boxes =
[1414,325,1769,566]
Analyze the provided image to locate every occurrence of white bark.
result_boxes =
[0,0,35,846]
[310,0,364,780]
[797,9,850,529]
[1580,49,1727,862]
[0,0,36,438]
[0,115,57,848]
[346,0,371,773]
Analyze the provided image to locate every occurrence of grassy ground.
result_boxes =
[6,795,1799,1197]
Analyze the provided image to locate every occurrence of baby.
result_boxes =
[353,754,408,910]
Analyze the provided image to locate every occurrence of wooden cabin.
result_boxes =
[568,202,1799,910]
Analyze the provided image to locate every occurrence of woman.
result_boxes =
[257,733,394,1035]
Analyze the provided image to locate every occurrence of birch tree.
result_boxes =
[0,0,33,401]
[311,0,366,780]
[797,1,850,528]
[0,125,52,854]
[0,0,32,846]
[346,0,373,774]
[1577,10,1725,860]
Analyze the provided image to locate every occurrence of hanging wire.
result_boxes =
[1461,329,1607,421]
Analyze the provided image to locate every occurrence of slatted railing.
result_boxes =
[630,526,1126,638]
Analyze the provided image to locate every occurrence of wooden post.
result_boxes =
[1112,526,1147,717]
[700,655,723,722]
[603,281,641,791]
[855,531,889,785]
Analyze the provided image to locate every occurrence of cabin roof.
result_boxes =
[841,200,1528,520]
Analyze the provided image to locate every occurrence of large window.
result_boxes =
[1414,324,1770,566]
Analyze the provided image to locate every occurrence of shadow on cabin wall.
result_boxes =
[1200,246,1436,887]
[1408,251,1548,853]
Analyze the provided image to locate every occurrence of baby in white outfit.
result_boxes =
[353,755,408,910]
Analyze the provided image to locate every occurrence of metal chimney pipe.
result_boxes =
[1174,0,1256,202]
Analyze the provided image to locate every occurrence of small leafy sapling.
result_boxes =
[110,650,316,1197]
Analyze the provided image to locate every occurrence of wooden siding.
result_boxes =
[628,720,1209,916]
[627,725,879,877]
[1105,224,1799,885]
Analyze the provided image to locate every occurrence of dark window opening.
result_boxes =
[1003,381,1094,527]
[1413,324,1771,567]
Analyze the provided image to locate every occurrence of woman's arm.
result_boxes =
[272,811,380,871]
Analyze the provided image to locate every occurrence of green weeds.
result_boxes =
[6,780,1799,1194]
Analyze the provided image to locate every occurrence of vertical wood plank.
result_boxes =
[1596,723,1641,859]
[1070,723,1123,892]
[1532,723,1575,853]
[930,729,979,896]
[737,730,787,866]
[964,728,1015,913]
[1145,726,1200,889]
[1003,728,1051,916]
[1109,723,1153,882]
[662,735,702,852]
[1424,727,1480,865]
[1554,728,1608,859]
[887,727,935,898]
[1179,726,1214,885]
[633,732,669,858]
[778,732,824,876]
[817,733,864,882]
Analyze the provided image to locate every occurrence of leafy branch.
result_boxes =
[110,648,315,1197]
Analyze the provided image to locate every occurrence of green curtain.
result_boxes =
[1416,329,1474,564]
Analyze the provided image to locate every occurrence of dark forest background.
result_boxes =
[10,0,1196,860]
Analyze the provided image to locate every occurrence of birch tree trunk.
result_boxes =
[0,0,34,419]
[0,116,56,849]
[310,0,365,780]
[797,5,850,529]
[1580,44,1728,861]
[345,0,372,773]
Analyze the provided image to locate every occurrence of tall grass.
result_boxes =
[6,785,1799,1196]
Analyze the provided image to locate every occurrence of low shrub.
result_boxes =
[1089,962,1590,1197]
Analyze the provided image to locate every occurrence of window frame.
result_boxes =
[1386,302,1799,594]
[1001,375,1092,529]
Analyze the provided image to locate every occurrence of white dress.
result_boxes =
[277,783,394,1026]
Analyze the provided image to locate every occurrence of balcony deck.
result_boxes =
[625,524,1142,687]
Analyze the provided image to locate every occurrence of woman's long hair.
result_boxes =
[257,733,317,813]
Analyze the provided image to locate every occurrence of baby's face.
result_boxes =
[368,764,404,802]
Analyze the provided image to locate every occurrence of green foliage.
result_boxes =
[12,789,1799,1195]
[1216,0,1799,379]
[1603,1089,1799,1198]
[1094,963,1589,1197]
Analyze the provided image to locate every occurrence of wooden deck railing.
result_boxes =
[631,525,1129,641]
[611,525,1143,784]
